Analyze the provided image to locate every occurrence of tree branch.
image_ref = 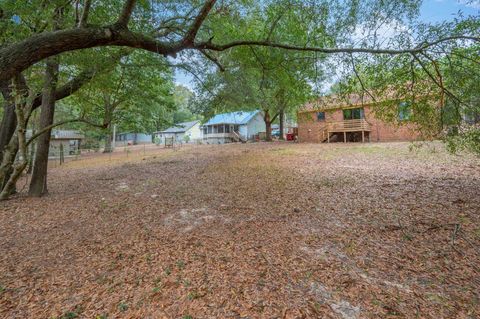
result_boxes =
[0,23,477,84]
[28,67,102,113]
[200,49,225,71]
[183,0,217,45]
[197,35,480,54]
[117,0,137,27]
[271,112,280,123]
[412,53,463,105]
[349,54,376,103]
[78,0,92,28]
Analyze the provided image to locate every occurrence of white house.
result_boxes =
[202,110,265,143]
[154,120,202,144]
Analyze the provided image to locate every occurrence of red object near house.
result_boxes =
[286,133,295,141]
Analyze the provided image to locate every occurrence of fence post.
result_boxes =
[59,143,65,165]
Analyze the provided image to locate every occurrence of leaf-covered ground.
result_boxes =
[1,142,479,318]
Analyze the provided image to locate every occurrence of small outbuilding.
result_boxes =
[27,130,84,158]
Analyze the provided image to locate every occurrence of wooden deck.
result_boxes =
[327,119,371,133]
[318,119,371,143]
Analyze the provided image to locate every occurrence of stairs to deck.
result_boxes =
[232,131,247,143]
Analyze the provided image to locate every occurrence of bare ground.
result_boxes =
[1,142,479,319]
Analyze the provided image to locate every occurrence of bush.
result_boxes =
[445,125,480,156]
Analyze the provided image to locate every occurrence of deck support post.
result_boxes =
[327,132,330,143]
[362,131,365,143]
[344,132,346,143]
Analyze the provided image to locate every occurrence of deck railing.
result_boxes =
[327,119,370,132]
[203,132,234,138]
[203,132,246,142]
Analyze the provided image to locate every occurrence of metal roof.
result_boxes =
[51,130,84,139]
[156,120,199,134]
[203,110,261,126]
[26,129,84,140]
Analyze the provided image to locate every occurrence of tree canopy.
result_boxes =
[0,0,478,83]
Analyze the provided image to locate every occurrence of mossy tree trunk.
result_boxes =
[29,57,60,197]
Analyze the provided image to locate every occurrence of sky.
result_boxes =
[174,0,480,90]
[421,0,479,22]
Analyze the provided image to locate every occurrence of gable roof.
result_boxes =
[26,129,84,140]
[300,84,440,113]
[157,120,199,134]
[299,94,379,113]
[52,130,84,139]
[204,110,261,126]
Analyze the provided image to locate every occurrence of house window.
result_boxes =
[398,102,412,121]
[207,126,212,134]
[218,125,224,133]
[225,125,230,133]
[203,127,207,135]
[316,112,325,121]
[343,108,364,120]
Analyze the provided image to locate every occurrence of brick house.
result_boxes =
[298,94,422,143]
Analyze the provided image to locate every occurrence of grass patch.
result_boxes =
[270,148,298,156]
[58,313,78,319]
[187,291,199,300]
[118,301,129,312]
[176,260,186,270]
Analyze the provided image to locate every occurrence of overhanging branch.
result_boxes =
[0,19,478,83]
[196,35,480,55]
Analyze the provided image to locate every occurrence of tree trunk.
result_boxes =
[29,57,60,197]
[26,112,39,174]
[103,130,113,153]
[0,75,33,200]
[264,111,272,142]
[0,104,16,164]
[279,110,285,140]
[0,136,18,191]
[27,139,35,174]
[102,100,114,153]
[0,77,27,194]
[0,86,16,191]
[0,103,29,200]
[0,80,17,163]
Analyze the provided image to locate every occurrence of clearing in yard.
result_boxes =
[0,142,479,318]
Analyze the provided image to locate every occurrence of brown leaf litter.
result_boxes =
[0,142,479,318]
